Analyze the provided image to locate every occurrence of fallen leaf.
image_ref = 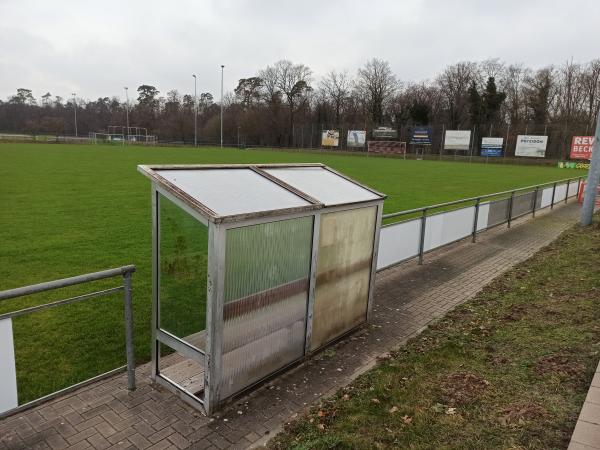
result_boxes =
[317,410,325,417]
[371,398,380,404]
[342,394,350,401]
[402,415,412,424]
[317,424,325,430]
[446,407,457,415]
[431,403,446,413]
[389,406,399,414]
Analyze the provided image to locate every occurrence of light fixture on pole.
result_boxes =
[124,87,130,143]
[72,93,78,137]
[220,65,224,148]
[193,74,197,148]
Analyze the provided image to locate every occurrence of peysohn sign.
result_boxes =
[570,136,594,160]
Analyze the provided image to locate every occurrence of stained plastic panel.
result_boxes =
[423,207,474,252]
[311,207,376,351]
[511,192,535,217]
[220,217,313,399]
[159,194,208,349]
[377,219,421,270]
[487,199,510,227]
[265,167,381,206]
[156,169,310,217]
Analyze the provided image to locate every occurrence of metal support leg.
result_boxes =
[565,179,570,204]
[507,191,515,228]
[532,186,539,218]
[472,198,480,243]
[418,209,427,265]
[550,182,557,209]
[123,272,136,391]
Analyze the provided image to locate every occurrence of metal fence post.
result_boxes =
[550,182,557,209]
[507,191,515,228]
[123,271,136,391]
[565,179,570,204]
[472,198,481,243]
[418,209,427,265]
[532,186,539,218]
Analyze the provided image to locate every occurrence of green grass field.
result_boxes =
[0,143,576,404]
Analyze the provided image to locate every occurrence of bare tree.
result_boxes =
[320,70,351,125]
[355,58,398,125]
[581,59,600,131]
[436,61,478,128]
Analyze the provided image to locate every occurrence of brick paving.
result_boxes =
[0,202,581,450]
[568,361,600,449]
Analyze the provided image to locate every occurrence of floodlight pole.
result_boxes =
[72,93,78,137]
[220,65,224,148]
[580,108,600,226]
[193,74,197,147]
[124,87,130,143]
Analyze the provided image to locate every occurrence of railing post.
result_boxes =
[532,186,539,218]
[507,191,515,228]
[472,198,481,243]
[550,182,557,209]
[123,271,136,391]
[565,179,570,204]
[418,208,427,265]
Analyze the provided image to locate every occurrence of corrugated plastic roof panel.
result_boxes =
[264,167,381,206]
[154,168,311,217]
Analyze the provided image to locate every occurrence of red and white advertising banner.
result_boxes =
[570,136,594,160]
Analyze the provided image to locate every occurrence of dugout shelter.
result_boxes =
[138,163,385,415]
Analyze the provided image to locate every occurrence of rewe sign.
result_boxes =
[570,136,594,160]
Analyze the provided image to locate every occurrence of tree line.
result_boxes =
[1,57,599,158]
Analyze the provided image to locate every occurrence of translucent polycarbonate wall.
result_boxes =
[159,195,208,350]
[220,217,313,399]
[377,218,421,270]
[311,207,377,351]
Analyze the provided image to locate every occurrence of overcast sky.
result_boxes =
[1,0,598,102]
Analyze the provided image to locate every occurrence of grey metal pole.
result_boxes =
[550,182,557,210]
[418,209,427,265]
[472,198,481,243]
[507,191,515,228]
[72,93,78,137]
[123,272,136,391]
[124,87,130,143]
[193,74,197,148]
[581,109,600,226]
[220,65,224,148]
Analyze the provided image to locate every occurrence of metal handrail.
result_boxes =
[376,176,582,270]
[0,265,136,418]
[0,265,136,301]
[382,176,582,220]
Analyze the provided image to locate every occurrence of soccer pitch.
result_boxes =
[0,143,572,402]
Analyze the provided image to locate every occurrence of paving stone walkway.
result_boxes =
[0,202,582,450]
[568,361,600,449]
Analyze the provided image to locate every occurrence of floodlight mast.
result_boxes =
[580,108,600,226]
[220,65,224,148]
[124,87,130,143]
[193,74,197,147]
[72,93,78,137]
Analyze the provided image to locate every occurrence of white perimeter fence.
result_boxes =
[377,176,583,271]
